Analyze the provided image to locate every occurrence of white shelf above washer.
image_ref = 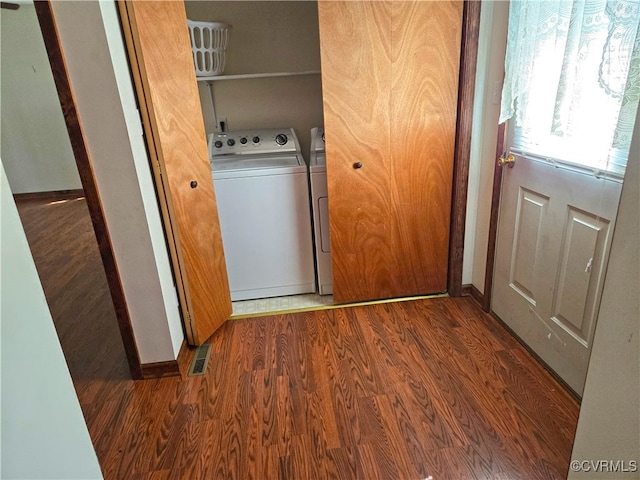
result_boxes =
[196,70,321,82]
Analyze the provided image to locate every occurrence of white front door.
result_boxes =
[492,151,622,395]
[490,0,638,396]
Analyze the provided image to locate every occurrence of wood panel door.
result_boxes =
[119,1,232,345]
[318,1,463,304]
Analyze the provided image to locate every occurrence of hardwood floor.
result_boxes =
[15,195,131,393]
[17,196,580,479]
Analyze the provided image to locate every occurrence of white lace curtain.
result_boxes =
[500,0,640,174]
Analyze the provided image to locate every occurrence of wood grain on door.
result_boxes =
[119,1,232,345]
[318,1,463,303]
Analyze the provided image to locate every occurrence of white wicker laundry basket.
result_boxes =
[187,20,230,77]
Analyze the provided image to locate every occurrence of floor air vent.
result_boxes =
[188,343,212,376]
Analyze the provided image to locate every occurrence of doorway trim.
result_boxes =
[448,0,482,297]
[481,122,507,312]
[34,1,143,380]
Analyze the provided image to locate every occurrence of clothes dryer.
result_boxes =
[309,126,333,295]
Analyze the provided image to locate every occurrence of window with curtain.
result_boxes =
[500,0,640,176]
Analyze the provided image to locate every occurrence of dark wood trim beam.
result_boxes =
[13,189,84,202]
[482,122,507,312]
[1,2,20,10]
[141,360,181,379]
[461,283,484,306]
[448,0,482,297]
[33,1,143,379]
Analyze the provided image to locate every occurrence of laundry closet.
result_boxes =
[184,1,328,310]
[119,0,465,345]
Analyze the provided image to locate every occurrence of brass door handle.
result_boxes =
[498,153,515,168]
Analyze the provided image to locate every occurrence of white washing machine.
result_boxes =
[309,127,333,295]
[209,128,316,301]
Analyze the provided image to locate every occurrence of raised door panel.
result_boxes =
[120,1,231,345]
[551,208,611,347]
[510,187,549,305]
[318,1,461,303]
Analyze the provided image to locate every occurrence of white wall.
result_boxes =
[462,1,509,291]
[0,1,81,194]
[568,106,640,479]
[98,1,184,359]
[185,1,324,161]
[50,1,183,363]
[0,160,103,479]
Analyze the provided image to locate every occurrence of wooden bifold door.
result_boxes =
[119,1,232,345]
[318,1,464,304]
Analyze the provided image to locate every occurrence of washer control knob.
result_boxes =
[275,134,288,146]
[214,140,223,149]
[240,137,248,145]
[252,136,260,144]
[227,139,235,147]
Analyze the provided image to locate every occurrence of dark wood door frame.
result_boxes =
[448,0,481,297]
[482,122,507,312]
[34,1,143,380]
